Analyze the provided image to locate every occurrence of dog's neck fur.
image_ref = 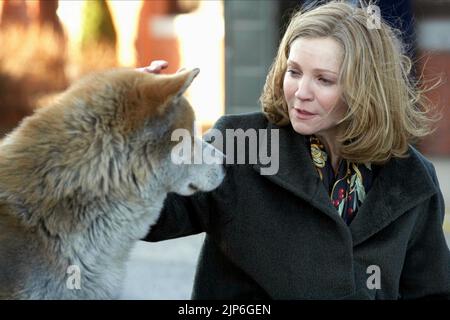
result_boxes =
[0,143,169,299]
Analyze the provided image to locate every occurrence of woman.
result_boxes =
[141,1,450,299]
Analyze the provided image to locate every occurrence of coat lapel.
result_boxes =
[252,122,348,228]
[349,148,437,245]
[253,122,438,246]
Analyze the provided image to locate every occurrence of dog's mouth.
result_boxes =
[188,183,200,192]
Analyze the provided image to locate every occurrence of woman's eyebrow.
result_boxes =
[287,60,338,75]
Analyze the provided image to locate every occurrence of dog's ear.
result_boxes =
[122,69,199,133]
[139,68,199,112]
[169,68,200,103]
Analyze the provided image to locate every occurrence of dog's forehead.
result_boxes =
[68,69,197,135]
[106,69,147,86]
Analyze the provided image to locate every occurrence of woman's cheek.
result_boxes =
[283,77,295,103]
[320,91,341,111]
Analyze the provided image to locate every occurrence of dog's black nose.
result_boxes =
[188,183,199,192]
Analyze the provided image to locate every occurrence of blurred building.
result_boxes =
[224,0,450,158]
[0,0,224,134]
[413,0,450,156]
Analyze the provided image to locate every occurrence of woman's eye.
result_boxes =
[287,69,300,76]
[319,78,334,85]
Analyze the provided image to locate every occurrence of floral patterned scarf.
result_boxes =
[308,135,375,225]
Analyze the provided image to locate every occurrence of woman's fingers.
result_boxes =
[137,60,186,75]
[149,60,169,72]
[137,60,169,74]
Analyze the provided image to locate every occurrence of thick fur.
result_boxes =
[0,69,224,299]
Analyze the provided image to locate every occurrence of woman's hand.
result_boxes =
[137,60,169,74]
[137,60,186,74]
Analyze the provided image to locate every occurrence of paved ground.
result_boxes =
[432,158,450,243]
[120,158,450,300]
[120,234,204,299]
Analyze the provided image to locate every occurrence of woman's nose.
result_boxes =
[295,78,313,101]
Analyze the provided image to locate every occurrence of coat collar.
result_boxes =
[253,121,437,246]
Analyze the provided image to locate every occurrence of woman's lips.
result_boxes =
[293,108,316,120]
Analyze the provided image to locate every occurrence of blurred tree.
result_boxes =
[169,0,200,14]
[81,0,117,49]
[77,0,117,74]
[38,0,64,37]
[0,0,29,27]
[0,0,68,137]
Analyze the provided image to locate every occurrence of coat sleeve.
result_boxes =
[141,116,234,242]
[142,191,212,242]
[399,164,450,299]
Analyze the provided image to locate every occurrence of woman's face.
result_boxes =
[283,37,347,137]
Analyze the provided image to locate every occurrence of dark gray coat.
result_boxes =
[144,112,450,300]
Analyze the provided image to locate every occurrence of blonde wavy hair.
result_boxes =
[260,0,439,164]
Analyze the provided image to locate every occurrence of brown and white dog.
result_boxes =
[0,68,224,299]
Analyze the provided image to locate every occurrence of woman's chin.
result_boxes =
[290,120,316,136]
